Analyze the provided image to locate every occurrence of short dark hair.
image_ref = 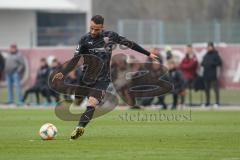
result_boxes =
[187,44,192,48]
[40,58,46,62]
[208,42,214,47]
[91,15,104,25]
[52,58,58,63]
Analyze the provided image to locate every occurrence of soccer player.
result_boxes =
[52,15,158,140]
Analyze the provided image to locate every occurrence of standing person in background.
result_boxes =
[167,60,185,109]
[111,54,141,109]
[0,51,5,103]
[180,44,198,106]
[201,42,222,107]
[0,51,5,80]
[141,48,167,109]
[4,44,25,105]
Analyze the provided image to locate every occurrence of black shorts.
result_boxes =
[77,81,110,102]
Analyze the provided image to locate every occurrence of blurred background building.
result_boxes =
[93,0,240,44]
[1,0,240,47]
[0,0,91,47]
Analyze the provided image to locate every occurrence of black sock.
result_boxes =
[78,106,95,128]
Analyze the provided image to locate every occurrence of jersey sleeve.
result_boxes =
[74,37,86,56]
[61,37,85,75]
[112,32,150,56]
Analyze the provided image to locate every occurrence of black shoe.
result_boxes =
[205,103,210,107]
[131,106,141,109]
[70,127,85,140]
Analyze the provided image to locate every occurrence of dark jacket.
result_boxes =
[169,68,185,94]
[201,50,222,80]
[0,53,5,74]
[35,65,50,86]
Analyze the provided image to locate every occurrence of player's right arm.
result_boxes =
[52,38,85,82]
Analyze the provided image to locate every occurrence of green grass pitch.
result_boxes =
[0,108,239,160]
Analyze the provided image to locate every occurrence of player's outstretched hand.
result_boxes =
[149,53,159,62]
[52,72,64,82]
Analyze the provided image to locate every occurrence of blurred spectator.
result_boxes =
[166,50,173,61]
[0,51,4,103]
[22,58,50,105]
[193,49,206,105]
[141,48,167,109]
[128,56,143,109]
[180,44,198,106]
[4,44,25,105]
[49,58,61,103]
[161,46,183,66]
[111,54,136,108]
[50,58,62,71]
[201,42,222,107]
[0,51,5,80]
[167,60,185,109]
[64,70,78,101]
[164,46,174,64]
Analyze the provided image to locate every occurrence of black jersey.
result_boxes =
[63,30,150,83]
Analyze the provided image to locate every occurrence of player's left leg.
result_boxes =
[70,96,98,140]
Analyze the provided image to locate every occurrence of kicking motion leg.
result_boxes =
[70,96,98,140]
